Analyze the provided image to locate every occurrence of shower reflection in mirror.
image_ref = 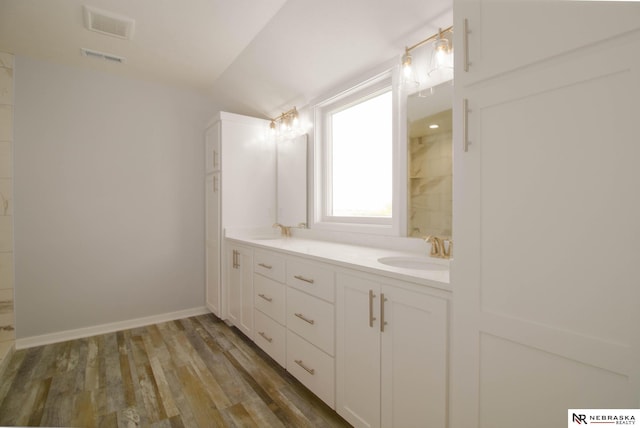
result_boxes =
[407,82,452,239]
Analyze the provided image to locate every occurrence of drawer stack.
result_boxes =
[285,256,336,407]
[252,250,287,366]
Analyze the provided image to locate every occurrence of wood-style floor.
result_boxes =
[0,314,351,427]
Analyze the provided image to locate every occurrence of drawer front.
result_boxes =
[286,287,335,356]
[254,250,285,283]
[254,274,286,325]
[286,330,335,408]
[286,258,335,302]
[254,310,286,367]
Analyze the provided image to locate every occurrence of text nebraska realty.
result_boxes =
[574,413,636,424]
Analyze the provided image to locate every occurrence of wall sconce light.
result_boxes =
[401,25,453,91]
[270,107,301,139]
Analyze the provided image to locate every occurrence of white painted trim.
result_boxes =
[15,307,210,349]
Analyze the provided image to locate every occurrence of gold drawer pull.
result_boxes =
[258,293,273,302]
[294,275,314,284]
[368,289,377,328]
[294,359,315,375]
[294,313,315,325]
[258,331,273,343]
[258,263,272,270]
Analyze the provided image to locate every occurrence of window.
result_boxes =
[314,73,399,234]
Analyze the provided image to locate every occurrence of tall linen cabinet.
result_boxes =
[205,112,275,320]
[450,2,640,427]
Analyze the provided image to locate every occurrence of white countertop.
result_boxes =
[225,232,451,291]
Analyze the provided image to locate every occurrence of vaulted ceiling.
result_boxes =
[0,0,452,117]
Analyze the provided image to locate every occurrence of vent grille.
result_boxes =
[81,48,126,64]
[83,5,135,40]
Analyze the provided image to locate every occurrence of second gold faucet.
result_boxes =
[273,223,291,237]
[424,235,452,259]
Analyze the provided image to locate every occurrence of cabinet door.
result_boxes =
[227,244,253,338]
[205,122,220,174]
[452,2,640,427]
[455,1,640,87]
[227,246,241,327]
[336,273,381,428]
[220,118,275,229]
[380,286,447,428]
[205,174,221,316]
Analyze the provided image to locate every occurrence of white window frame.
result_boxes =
[311,69,404,236]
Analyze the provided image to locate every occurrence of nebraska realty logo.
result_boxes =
[569,409,639,425]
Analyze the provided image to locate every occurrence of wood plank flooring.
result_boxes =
[0,314,351,427]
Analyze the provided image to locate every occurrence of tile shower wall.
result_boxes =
[408,109,452,238]
[0,52,14,372]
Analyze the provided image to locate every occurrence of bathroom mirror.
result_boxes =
[407,82,453,238]
[276,133,308,227]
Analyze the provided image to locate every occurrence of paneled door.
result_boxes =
[451,2,640,427]
[205,173,221,316]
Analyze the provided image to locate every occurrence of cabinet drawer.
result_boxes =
[286,258,335,302]
[286,287,335,356]
[287,330,335,408]
[254,250,285,282]
[254,274,286,325]
[254,310,286,367]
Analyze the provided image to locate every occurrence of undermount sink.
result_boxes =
[377,256,448,271]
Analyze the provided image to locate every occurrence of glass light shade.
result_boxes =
[401,51,419,89]
[428,37,453,76]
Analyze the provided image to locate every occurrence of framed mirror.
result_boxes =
[276,133,308,226]
[407,82,452,238]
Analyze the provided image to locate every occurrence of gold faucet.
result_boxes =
[273,223,291,237]
[424,235,452,259]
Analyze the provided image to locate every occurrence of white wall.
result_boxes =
[13,56,216,339]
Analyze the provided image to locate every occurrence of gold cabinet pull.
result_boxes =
[258,263,272,270]
[294,359,315,375]
[213,150,218,169]
[463,18,470,72]
[294,313,315,325]
[258,293,273,302]
[258,331,273,343]
[232,250,238,268]
[368,289,377,328]
[294,275,314,284]
[380,293,388,332]
[463,98,470,153]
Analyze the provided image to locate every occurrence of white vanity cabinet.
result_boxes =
[285,256,336,408]
[336,271,448,428]
[253,250,287,366]
[226,244,254,339]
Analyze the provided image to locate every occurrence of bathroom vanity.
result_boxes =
[224,233,450,428]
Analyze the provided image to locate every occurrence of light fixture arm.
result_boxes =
[404,25,453,54]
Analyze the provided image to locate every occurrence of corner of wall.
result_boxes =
[0,51,15,366]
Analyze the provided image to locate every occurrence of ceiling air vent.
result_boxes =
[83,5,135,40]
[81,48,126,64]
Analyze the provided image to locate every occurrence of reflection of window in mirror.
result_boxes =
[407,84,452,238]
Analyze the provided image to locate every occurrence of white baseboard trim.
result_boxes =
[15,306,210,350]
